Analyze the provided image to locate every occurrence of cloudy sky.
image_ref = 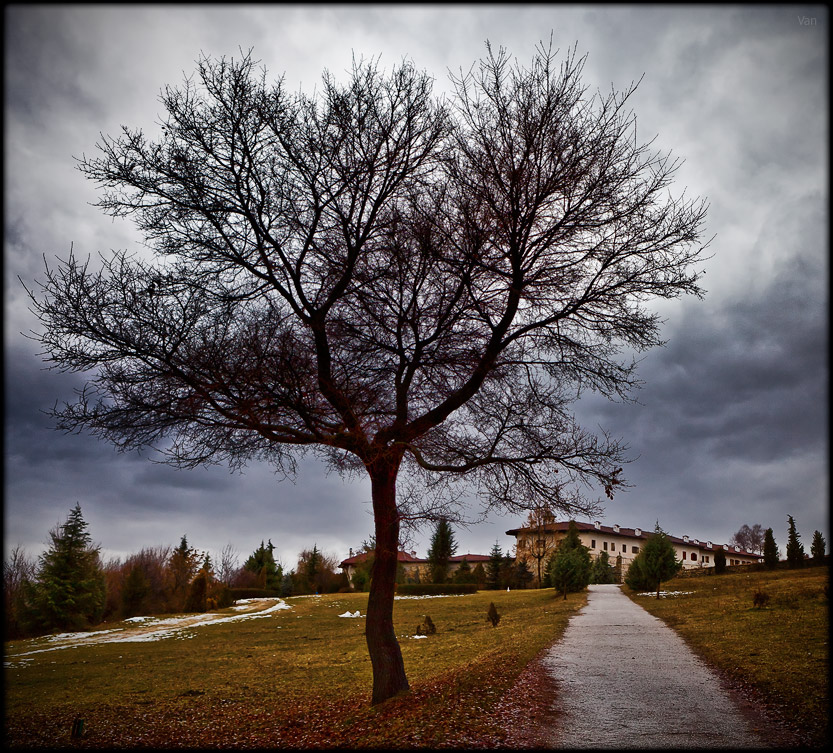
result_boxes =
[4,5,828,573]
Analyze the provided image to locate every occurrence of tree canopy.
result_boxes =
[23,504,106,632]
[426,518,457,583]
[625,522,681,597]
[25,42,709,704]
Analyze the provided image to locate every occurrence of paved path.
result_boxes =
[541,584,770,749]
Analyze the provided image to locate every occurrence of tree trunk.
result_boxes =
[365,454,410,705]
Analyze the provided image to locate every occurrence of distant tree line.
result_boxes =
[3,504,347,640]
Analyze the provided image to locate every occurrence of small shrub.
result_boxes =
[752,590,770,609]
[487,601,500,627]
[415,615,436,635]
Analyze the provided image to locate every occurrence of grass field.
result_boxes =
[624,565,829,748]
[4,589,584,748]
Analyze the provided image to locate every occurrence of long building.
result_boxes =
[338,550,490,587]
[506,520,764,584]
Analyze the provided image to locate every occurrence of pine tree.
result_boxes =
[589,551,614,584]
[547,521,591,599]
[763,527,779,569]
[168,535,200,611]
[630,522,682,598]
[452,557,476,584]
[25,504,106,633]
[713,548,727,574]
[485,542,503,590]
[427,519,457,584]
[243,540,282,590]
[472,562,487,589]
[514,557,534,589]
[786,516,805,568]
[810,530,826,561]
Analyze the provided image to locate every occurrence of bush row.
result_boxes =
[395,583,478,596]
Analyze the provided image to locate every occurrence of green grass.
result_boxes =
[4,589,584,748]
[624,566,829,747]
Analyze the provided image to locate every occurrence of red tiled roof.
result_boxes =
[339,550,428,568]
[449,553,491,563]
[339,550,491,568]
[505,520,763,560]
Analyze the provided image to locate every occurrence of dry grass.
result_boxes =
[4,588,584,748]
[624,566,829,747]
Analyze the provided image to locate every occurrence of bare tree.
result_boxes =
[24,42,709,704]
[730,523,765,554]
[216,542,239,587]
[520,505,557,587]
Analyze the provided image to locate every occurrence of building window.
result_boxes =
[632,546,639,554]
[611,542,616,552]
[704,556,709,564]
[691,552,697,561]
[591,539,596,549]
[682,551,686,560]
[603,541,608,551]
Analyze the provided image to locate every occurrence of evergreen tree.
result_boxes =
[589,551,614,584]
[514,557,534,589]
[427,519,457,584]
[713,548,727,574]
[472,563,487,589]
[626,522,681,598]
[25,504,106,633]
[168,535,200,611]
[810,530,826,561]
[485,542,503,590]
[243,539,282,590]
[547,521,591,599]
[763,527,779,569]
[452,557,476,585]
[304,544,322,593]
[786,516,804,568]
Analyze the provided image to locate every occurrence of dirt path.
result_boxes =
[501,584,802,749]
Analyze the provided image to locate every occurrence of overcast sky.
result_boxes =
[4,4,828,573]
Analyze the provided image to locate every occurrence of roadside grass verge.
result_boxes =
[5,588,583,748]
[624,566,828,747]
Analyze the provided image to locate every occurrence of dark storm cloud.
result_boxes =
[4,5,828,566]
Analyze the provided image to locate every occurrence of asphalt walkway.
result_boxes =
[541,584,771,749]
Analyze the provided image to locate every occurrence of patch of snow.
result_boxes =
[5,598,293,659]
[338,610,363,618]
[410,635,428,639]
[637,590,694,598]
[393,594,471,600]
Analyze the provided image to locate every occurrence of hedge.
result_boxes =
[395,583,478,596]
[228,588,282,600]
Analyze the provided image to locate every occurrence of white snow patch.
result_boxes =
[637,590,694,598]
[338,610,363,618]
[393,594,472,600]
[4,598,292,663]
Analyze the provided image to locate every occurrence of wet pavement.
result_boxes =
[541,584,773,749]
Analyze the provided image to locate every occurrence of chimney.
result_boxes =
[634,528,641,537]
[411,551,417,557]
[706,541,712,549]
[349,548,353,557]
[594,521,601,529]
[613,524,620,533]
[683,535,689,543]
